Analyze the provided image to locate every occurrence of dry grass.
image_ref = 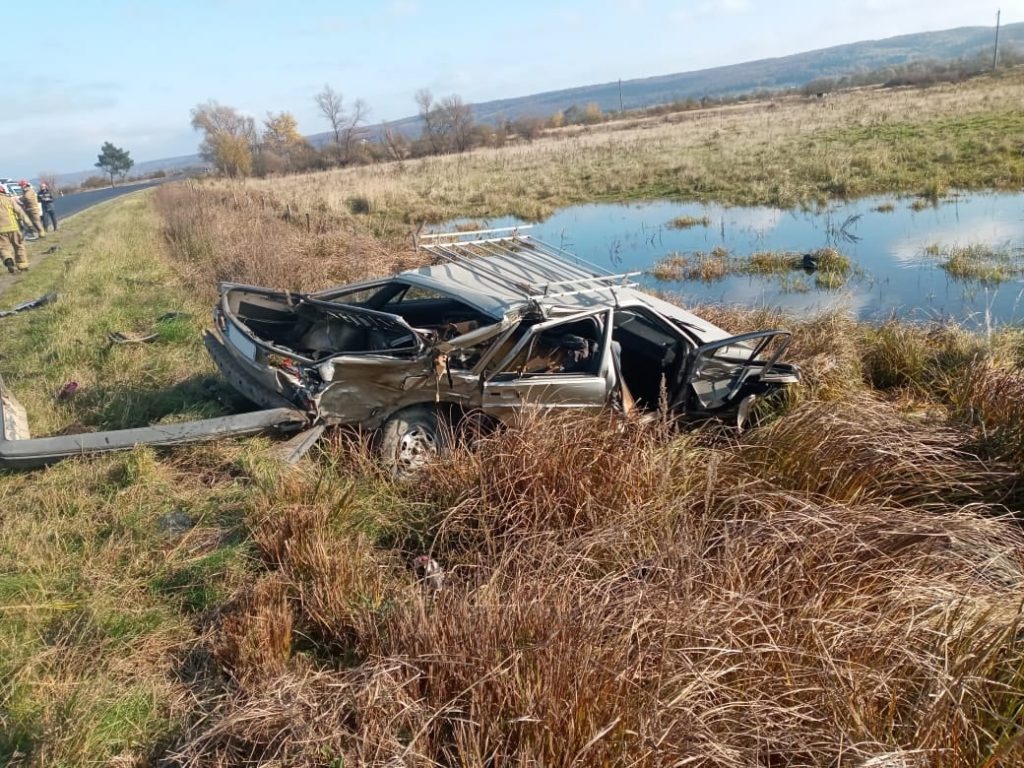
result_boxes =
[153,182,420,302]
[667,213,711,229]
[170,410,1024,767]
[947,361,1024,467]
[650,246,731,281]
[227,69,1024,233]
[652,246,854,289]
[923,242,1024,285]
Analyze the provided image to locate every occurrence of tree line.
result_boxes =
[190,84,617,178]
[801,48,1024,95]
[193,47,1024,179]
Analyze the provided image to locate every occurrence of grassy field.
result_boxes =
[232,68,1024,237]
[0,183,1023,765]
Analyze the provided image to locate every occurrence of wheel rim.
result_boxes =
[396,425,438,473]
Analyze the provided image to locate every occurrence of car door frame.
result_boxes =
[673,329,793,414]
[480,307,615,419]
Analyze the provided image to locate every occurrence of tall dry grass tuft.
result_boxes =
[726,394,1016,507]
[416,411,681,547]
[213,574,293,687]
[860,320,983,395]
[153,182,419,302]
[948,362,1024,466]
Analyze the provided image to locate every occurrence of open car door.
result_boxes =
[673,330,797,416]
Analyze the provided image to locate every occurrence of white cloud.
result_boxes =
[7,78,121,119]
[669,0,752,24]
[387,0,419,18]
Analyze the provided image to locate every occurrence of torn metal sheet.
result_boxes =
[108,331,159,345]
[269,423,327,465]
[0,375,308,470]
[0,292,57,319]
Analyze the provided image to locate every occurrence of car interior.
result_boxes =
[225,283,492,359]
[611,309,687,410]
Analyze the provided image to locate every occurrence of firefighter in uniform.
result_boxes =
[0,185,34,272]
[17,180,46,238]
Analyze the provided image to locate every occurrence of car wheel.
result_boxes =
[378,406,446,478]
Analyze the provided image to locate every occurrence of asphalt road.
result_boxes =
[51,179,169,220]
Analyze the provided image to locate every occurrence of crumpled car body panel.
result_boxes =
[207,231,801,430]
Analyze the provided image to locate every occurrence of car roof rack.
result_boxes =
[417,226,640,302]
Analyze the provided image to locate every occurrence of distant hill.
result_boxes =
[357,22,1022,140]
[467,23,1024,124]
[53,154,209,188]
[56,22,1021,183]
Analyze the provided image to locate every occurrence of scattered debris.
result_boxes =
[43,244,62,255]
[158,509,194,536]
[107,312,190,345]
[56,381,79,401]
[158,311,189,322]
[108,330,159,345]
[412,555,444,593]
[0,292,58,319]
[268,423,326,465]
[858,752,926,768]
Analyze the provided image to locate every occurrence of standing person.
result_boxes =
[0,185,33,273]
[38,182,58,231]
[17,180,46,239]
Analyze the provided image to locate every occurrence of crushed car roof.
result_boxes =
[408,227,732,342]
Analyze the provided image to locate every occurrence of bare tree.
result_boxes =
[415,88,442,153]
[341,98,371,162]
[414,90,474,154]
[381,127,408,161]
[438,95,474,152]
[315,84,345,145]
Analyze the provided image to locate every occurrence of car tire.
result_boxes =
[378,406,447,478]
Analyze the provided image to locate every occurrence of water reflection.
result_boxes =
[445,193,1024,327]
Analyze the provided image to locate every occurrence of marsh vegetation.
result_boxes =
[924,242,1024,284]
[652,246,855,289]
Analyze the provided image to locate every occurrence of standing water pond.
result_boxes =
[445,193,1024,328]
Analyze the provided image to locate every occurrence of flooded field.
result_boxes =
[446,192,1024,327]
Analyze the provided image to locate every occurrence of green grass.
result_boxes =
[0,194,265,765]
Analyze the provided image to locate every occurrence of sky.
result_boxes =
[2,0,1019,179]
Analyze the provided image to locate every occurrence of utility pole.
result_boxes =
[993,9,1001,70]
[618,79,624,114]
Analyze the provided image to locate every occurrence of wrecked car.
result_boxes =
[204,228,800,473]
